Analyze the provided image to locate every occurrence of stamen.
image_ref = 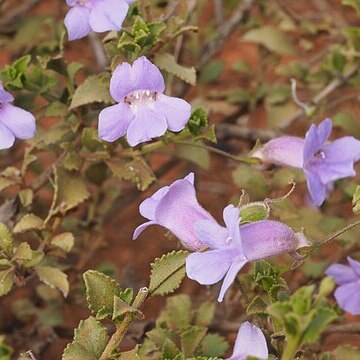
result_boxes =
[124,89,157,109]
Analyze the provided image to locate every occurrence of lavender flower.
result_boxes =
[98,56,191,146]
[325,257,360,315]
[0,85,36,150]
[186,204,307,302]
[133,173,217,251]
[254,119,360,206]
[64,0,129,41]
[228,321,268,360]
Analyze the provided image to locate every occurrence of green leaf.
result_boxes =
[18,188,34,207]
[148,250,189,297]
[0,269,13,296]
[266,101,299,128]
[187,107,208,135]
[62,316,109,360]
[70,74,113,109]
[112,295,143,320]
[195,301,216,327]
[0,223,13,252]
[0,335,13,359]
[201,334,229,358]
[176,142,210,170]
[0,55,31,89]
[266,84,290,105]
[302,307,338,343]
[159,294,192,330]
[242,26,296,55]
[180,326,207,358]
[83,270,121,319]
[35,266,69,297]
[13,242,33,261]
[106,158,156,191]
[162,338,181,359]
[246,295,268,315]
[0,178,17,192]
[239,202,270,222]
[13,214,43,233]
[53,166,90,213]
[51,232,75,252]
[352,185,360,215]
[333,112,360,138]
[232,165,269,200]
[200,60,224,83]
[154,53,196,86]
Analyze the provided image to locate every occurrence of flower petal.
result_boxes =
[126,107,167,146]
[0,123,15,150]
[186,249,233,285]
[154,179,216,250]
[347,257,360,278]
[257,136,305,168]
[64,6,91,41]
[0,89,14,103]
[0,104,36,139]
[223,204,242,251]
[325,263,358,285]
[334,282,360,315]
[139,186,170,220]
[229,322,268,360]
[218,260,247,302]
[193,220,229,249]
[89,0,128,32]
[132,221,156,240]
[154,93,191,132]
[303,119,332,163]
[110,57,165,101]
[241,220,296,261]
[304,169,327,206]
[98,102,133,142]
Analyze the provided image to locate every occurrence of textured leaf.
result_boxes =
[176,142,210,170]
[106,158,156,191]
[112,295,143,320]
[201,334,229,358]
[154,53,196,85]
[0,269,13,296]
[242,26,296,55]
[162,338,181,359]
[0,223,13,251]
[51,232,75,252]
[70,74,113,109]
[195,301,216,327]
[53,166,90,213]
[83,270,121,319]
[0,178,17,192]
[13,214,43,233]
[35,266,69,297]
[13,242,33,261]
[148,250,189,297]
[159,294,192,330]
[246,295,268,315]
[18,188,34,207]
[181,326,207,358]
[302,307,338,343]
[62,317,109,360]
[239,202,270,222]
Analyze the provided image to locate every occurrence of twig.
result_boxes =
[278,62,360,130]
[0,0,40,27]
[216,123,278,141]
[88,32,109,68]
[324,322,360,334]
[199,0,254,66]
[214,0,224,29]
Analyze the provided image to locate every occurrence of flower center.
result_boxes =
[314,150,326,160]
[124,90,157,109]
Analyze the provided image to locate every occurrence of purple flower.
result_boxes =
[255,119,360,206]
[0,85,36,150]
[98,56,191,146]
[186,204,307,302]
[133,173,217,251]
[64,0,129,41]
[228,321,268,360]
[325,257,360,315]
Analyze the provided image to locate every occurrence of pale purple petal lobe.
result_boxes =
[347,257,360,278]
[334,282,360,315]
[0,123,15,150]
[186,250,234,285]
[98,102,133,142]
[132,221,155,240]
[0,89,14,103]
[193,220,229,249]
[154,94,191,132]
[304,169,327,206]
[229,322,268,360]
[64,6,91,41]
[0,104,36,139]
[325,263,358,285]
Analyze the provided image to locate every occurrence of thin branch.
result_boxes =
[199,0,254,66]
[216,123,278,141]
[88,32,109,68]
[278,62,360,130]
